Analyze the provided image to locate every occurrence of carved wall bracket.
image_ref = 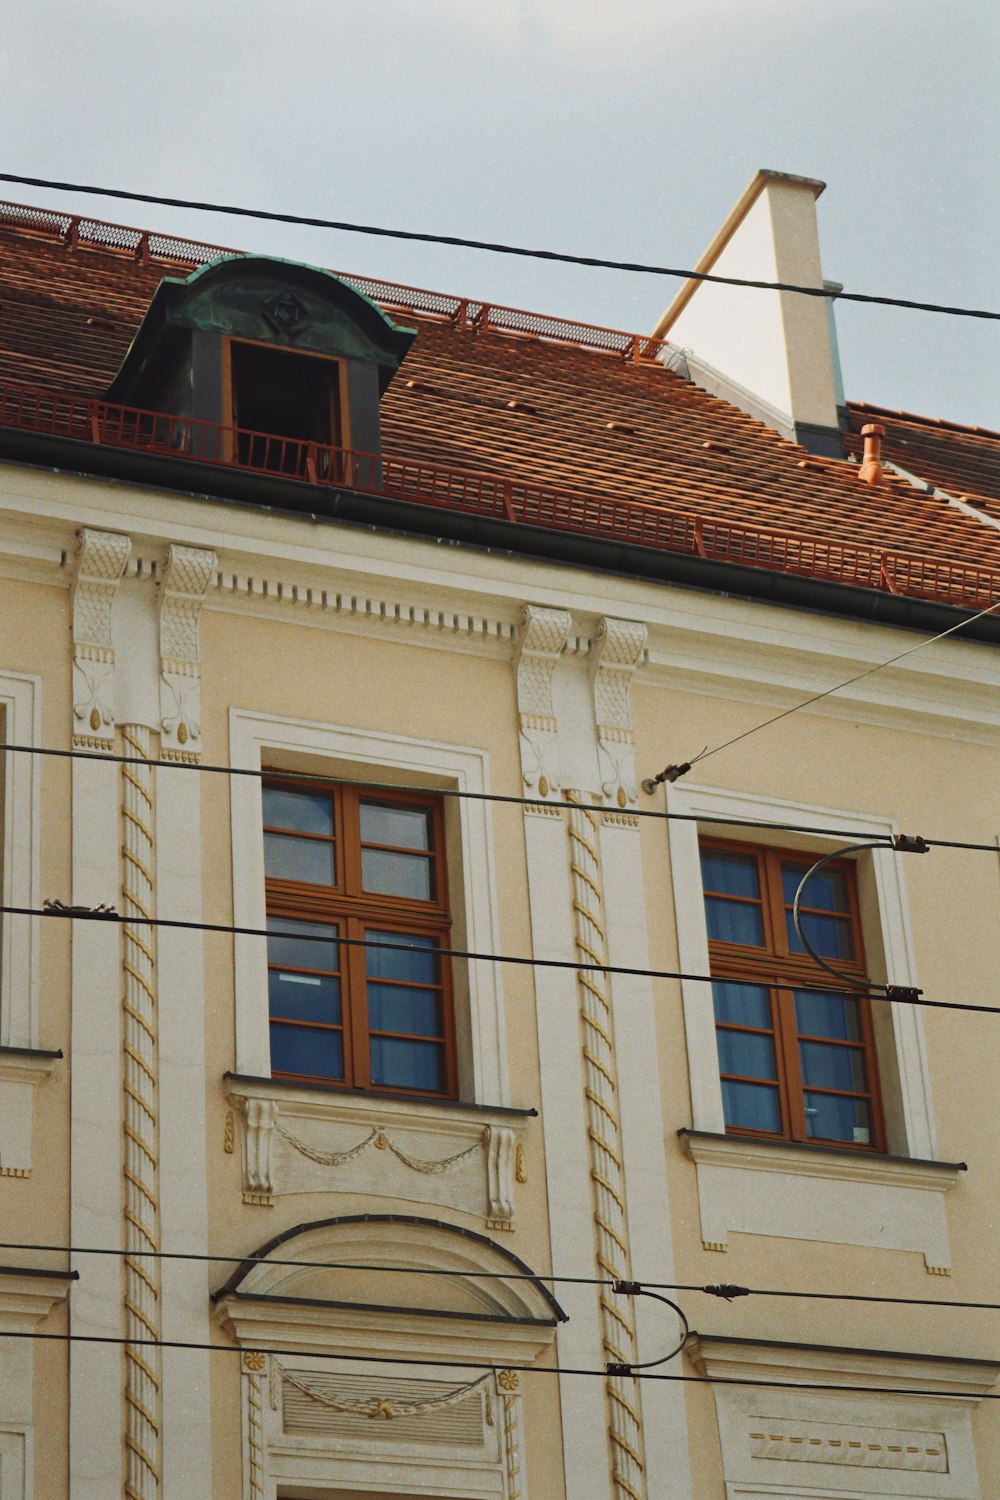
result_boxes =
[589,617,646,809]
[514,605,571,813]
[70,528,131,749]
[158,544,216,761]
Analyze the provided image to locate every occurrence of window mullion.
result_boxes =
[774,986,806,1142]
[344,914,369,1089]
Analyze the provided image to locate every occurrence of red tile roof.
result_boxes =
[846,403,1000,513]
[2,200,999,600]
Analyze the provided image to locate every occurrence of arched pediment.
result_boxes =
[105,255,416,405]
[216,1214,566,1328]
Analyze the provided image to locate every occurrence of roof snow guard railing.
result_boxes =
[1,377,997,611]
[0,198,669,362]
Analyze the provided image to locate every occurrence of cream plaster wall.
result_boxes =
[1,463,997,1496]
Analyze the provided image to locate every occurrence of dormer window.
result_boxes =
[103,255,415,489]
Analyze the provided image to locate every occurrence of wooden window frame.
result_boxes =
[221,337,351,473]
[263,777,456,1099]
[701,837,886,1152]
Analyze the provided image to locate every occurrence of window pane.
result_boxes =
[794,989,861,1040]
[264,832,334,885]
[721,1080,781,1133]
[799,1040,868,1093]
[704,896,764,946]
[270,1022,343,1080]
[267,919,338,972]
[701,849,760,898]
[360,801,431,851]
[712,981,771,1029]
[262,786,333,836]
[365,931,438,985]
[268,971,341,1024]
[804,1092,871,1144]
[781,864,848,912]
[370,1035,445,1092]
[716,1029,776,1081]
[786,910,855,960]
[368,983,441,1037]
[362,847,432,900]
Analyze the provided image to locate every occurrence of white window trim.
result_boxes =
[666,781,936,1160]
[229,708,509,1105]
[0,674,41,1050]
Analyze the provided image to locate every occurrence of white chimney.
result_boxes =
[654,170,844,456]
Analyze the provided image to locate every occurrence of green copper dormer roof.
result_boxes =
[105,255,418,403]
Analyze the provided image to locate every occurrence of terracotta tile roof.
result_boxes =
[846,402,1000,514]
[2,201,999,592]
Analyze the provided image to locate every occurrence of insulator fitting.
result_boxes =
[605,1362,633,1377]
[613,1279,642,1297]
[893,834,928,853]
[885,984,923,1002]
[704,1283,751,1301]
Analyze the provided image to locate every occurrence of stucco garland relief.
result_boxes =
[70,527,131,749]
[590,617,646,809]
[514,605,571,812]
[237,1097,520,1227]
[158,544,216,761]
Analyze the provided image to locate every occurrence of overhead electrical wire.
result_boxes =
[0,741,998,852]
[1,171,998,322]
[0,1330,996,1400]
[11,902,996,1015]
[645,596,1000,787]
[2,1241,995,1310]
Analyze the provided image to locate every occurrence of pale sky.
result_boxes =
[5,0,999,426]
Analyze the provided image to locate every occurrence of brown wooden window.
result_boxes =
[262,779,455,1097]
[700,840,884,1150]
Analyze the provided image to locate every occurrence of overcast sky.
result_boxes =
[5,1,998,426]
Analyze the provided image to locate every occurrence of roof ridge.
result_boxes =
[848,400,1000,441]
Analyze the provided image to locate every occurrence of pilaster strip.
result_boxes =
[566,793,645,1500]
[121,724,161,1500]
[502,1386,523,1499]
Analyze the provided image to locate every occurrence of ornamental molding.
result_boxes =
[159,543,216,761]
[70,527,131,749]
[212,565,519,657]
[687,1334,1000,1400]
[514,604,571,811]
[746,1416,947,1473]
[589,616,646,808]
[227,1084,527,1228]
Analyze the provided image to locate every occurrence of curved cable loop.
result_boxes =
[791,841,891,992]
[605,1283,690,1374]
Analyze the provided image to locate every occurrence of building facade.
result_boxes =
[0,185,998,1499]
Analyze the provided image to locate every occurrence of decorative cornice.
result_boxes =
[513,604,571,811]
[686,1333,1000,1400]
[590,616,646,808]
[158,543,216,761]
[70,527,130,749]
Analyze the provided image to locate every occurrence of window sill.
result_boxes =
[677,1128,965,1272]
[224,1074,532,1229]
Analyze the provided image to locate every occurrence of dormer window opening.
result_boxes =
[225,339,347,478]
